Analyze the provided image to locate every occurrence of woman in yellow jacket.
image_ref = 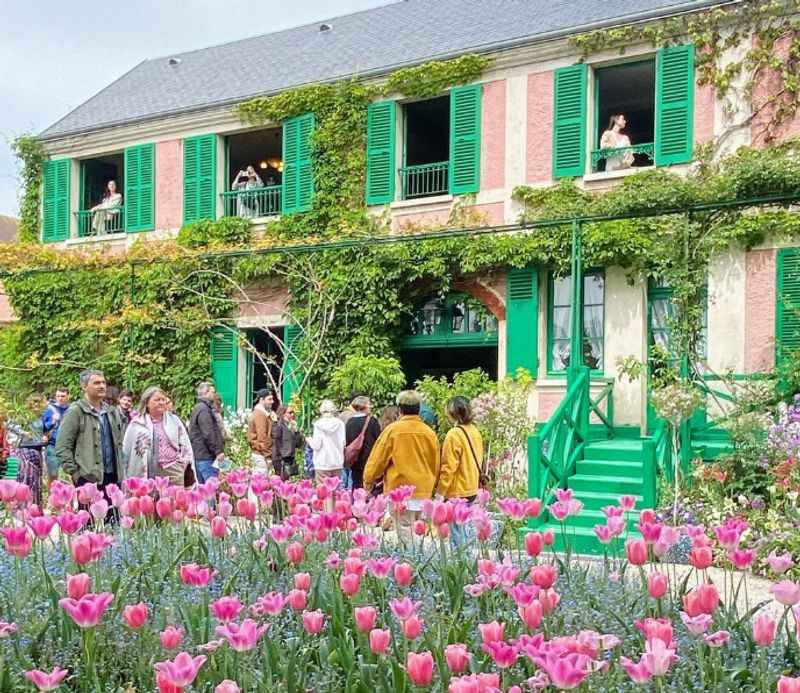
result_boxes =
[436,396,484,548]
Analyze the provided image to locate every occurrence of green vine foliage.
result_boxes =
[569,0,800,142]
[384,55,492,99]
[10,135,47,244]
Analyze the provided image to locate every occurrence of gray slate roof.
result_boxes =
[42,0,730,139]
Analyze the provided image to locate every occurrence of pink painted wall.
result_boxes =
[0,283,15,323]
[392,202,504,231]
[694,80,715,146]
[526,71,553,184]
[744,249,776,372]
[537,389,563,422]
[155,140,183,231]
[238,280,290,320]
[481,80,506,191]
[751,36,800,146]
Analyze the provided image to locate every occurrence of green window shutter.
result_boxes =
[366,100,396,205]
[183,134,217,224]
[282,113,315,214]
[506,267,539,376]
[42,159,71,243]
[655,44,695,166]
[282,324,302,404]
[777,248,800,365]
[449,84,482,195]
[552,64,587,179]
[210,327,239,410]
[124,143,155,232]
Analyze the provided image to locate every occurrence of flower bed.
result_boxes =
[0,474,799,692]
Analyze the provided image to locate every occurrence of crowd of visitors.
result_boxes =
[0,369,487,546]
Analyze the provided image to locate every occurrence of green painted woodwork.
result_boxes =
[366,101,396,205]
[125,143,155,232]
[42,159,71,243]
[777,247,800,364]
[449,83,481,195]
[552,64,588,179]
[655,44,695,166]
[183,134,217,224]
[210,327,238,411]
[506,267,539,376]
[402,294,497,349]
[282,324,302,405]
[282,113,315,214]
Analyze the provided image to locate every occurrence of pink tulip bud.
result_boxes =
[294,572,311,591]
[753,612,776,647]
[531,564,556,590]
[302,609,325,634]
[413,520,427,536]
[210,516,227,539]
[369,628,391,655]
[542,530,554,546]
[285,541,305,564]
[648,572,668,599]
[287,589,307,611]
[689,546,713,570]
[625,538,648,566]
[402,615,424,639]
[122,602,148,629]
[340,572,361,597]
[519,600,543,630]
[210,596,243,623]
[354,606,377,633]
[524,531,543,557]
[160,626,184,650]
[394,562,414,587]
[66,573,91,600]
[215,681,241,693]
[444,643,470,673]
[406,651,435,687]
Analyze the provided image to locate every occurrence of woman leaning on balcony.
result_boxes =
[232,165,264,218]
[600,114,634,172]
[90,180,123,234]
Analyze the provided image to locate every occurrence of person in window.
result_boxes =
[600,114,634,172]
[90,180,123,235]
[232,165,264,218]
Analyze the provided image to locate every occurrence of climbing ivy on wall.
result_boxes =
[10,136,47,244]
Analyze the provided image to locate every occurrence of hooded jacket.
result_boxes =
[42,400,70,447]
[122,412,194,480]
[306,414,345,471]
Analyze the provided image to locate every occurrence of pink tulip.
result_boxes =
[444,643,470,674]
[704,630,731,648]
[160,626,184,650]
[369,628,391,654]
[285,541,305,564]
[215,681,241,693]
[543,530,554,545]
[684,583,719,616]
[478,620,505,645]
[636,618,674,648]
[69,532,112,566]
[406,651,434,687]
[302,609,326,634]
[641,637,676,676]
[594,524,614,544]
[367,557,396,579]
[287,589,307,611]
[531,564,556,590]
[773,580,800,606]
[390,597,419,621]
[294,572,311,591]
[179,563,213,587]
[59,592,114,628]
[539,588,561,614]
[402,615,424,639]
[28,516,56,540]
[354,606,377,633]
[210,516,227,539]
[413,520,427,536]
[519,601,543,630]
[122,602,148,629]
[621,656,653,684]
[524,531,544,557]
[753,612,776,647]
[340,572,361,597]
[680,611,712,636]
[25,667,68,691]
[729,548,756,570]
[768,551,795,575]
[66,573,91,600]
[215,619,268,652]
[648,572,668,599]
[394,562,414,586]
[483,640,518,668]
[779,676,800,693]
[689,546,713,570]
[210,596,243,623]
[548,501,570,521]
[55,511,90,536]
[625,538,648,566]
[0,527,32,558]
[252,592,285,617]
[619,495,636,511]
[538,653,587,690]
[0,621,17,638]
[154,652,207,688]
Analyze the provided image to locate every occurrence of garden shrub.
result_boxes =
[324,354,406,409]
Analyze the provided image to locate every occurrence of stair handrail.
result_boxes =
[589,378,615,438]
[528,367,590,512]
[643,418,673,508]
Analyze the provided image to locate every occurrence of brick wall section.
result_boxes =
[453,271,507,321]
[237,280,290,320]
[480,80,506,191]
[744,248,776,372]
[526,71,553,184]
[155,140,183,231]
[751,36,800,146]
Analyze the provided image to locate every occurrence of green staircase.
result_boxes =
[535,438,646,554]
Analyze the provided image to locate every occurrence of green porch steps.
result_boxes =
[526,438,647,555]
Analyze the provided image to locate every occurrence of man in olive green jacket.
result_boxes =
[55,369,125,489]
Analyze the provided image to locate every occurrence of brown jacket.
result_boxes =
[247,406,273,457]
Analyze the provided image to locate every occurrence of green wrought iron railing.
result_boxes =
[400,161,449,200]
[75,207,125,237]
[591,142,655,173]
[221,186,282,219]
[528,366,590,515]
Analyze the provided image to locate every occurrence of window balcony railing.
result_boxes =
[591,142,655,173]
[400,161,449,200]
[75,206,125,237]
[221,186,282,219]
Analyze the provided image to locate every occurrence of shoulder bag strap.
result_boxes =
[456,425,483,478]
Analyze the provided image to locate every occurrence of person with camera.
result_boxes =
[231,165,264,218]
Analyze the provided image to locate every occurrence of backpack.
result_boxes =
[343,416,371,470]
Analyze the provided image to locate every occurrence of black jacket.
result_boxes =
[272,418,304,460]
[188,399,224,461]
[345,414,381,469]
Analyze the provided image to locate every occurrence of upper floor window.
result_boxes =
[223,127,283,219]
[552,43,695,180]
[401,96,450,200]
[77,154,125,237]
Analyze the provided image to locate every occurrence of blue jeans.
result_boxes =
[195,459,218,484]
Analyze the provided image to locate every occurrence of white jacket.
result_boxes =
[122,412,194,479]
[306,414,345,471]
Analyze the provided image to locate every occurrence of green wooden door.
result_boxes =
[777,247,800,366]
[42,159,71,242]
[210,327,238,411]
[282,113,315,214]
[183,134,217,224]
[449,84,481,195]
[506,267,539,376]
[655,44,695,166]
[552,64,587,179]
[125,143,155,232]
[366,100,396,205]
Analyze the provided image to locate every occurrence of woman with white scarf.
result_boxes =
[122,386,194,485]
